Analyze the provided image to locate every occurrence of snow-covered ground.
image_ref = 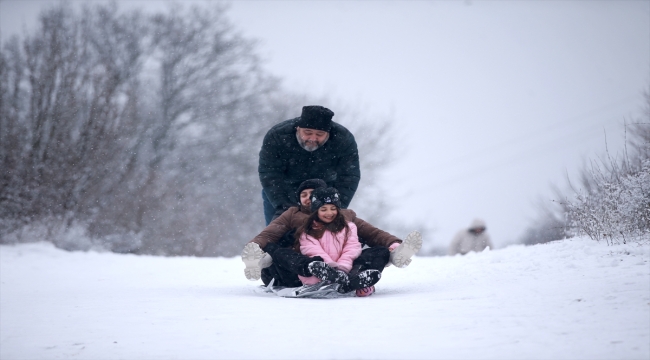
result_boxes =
[1,237,648,360]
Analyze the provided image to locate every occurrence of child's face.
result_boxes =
[317,204,338,223]
[300,189,314,207]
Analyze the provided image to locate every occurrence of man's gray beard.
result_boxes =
[296,132,328,152]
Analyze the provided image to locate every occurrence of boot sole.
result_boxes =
[242,243,264,281]
[391,231,422,268]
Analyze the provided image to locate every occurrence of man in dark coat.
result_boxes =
[258,105,360,225]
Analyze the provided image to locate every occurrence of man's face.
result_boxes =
[300,189,314,207]
[296,127,329,152]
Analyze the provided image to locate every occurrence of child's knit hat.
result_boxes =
[310,187,342,212]
[296,179,327,198]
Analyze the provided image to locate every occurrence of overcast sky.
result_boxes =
[2,0,649,250]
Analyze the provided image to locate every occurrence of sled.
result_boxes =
[256,278,355,299]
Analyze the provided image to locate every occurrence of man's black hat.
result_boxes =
[296,105,334,132]
[310,187,342,212]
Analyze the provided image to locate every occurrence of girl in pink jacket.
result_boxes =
[295,187,381,295]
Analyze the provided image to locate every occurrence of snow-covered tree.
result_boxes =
[520,91,649,245]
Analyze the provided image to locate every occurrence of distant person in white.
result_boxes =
[449,219,494,255]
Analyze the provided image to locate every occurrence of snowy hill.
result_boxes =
[1,238,648,360]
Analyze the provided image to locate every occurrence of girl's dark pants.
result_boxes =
[261,242,390,287]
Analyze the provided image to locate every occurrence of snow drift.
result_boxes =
[1,237,648,359]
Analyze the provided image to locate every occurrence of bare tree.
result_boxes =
[0,2,397,257]
[0,4,147,242]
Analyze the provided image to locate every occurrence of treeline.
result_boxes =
[520,92,650,245]
[0,3,393,256]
